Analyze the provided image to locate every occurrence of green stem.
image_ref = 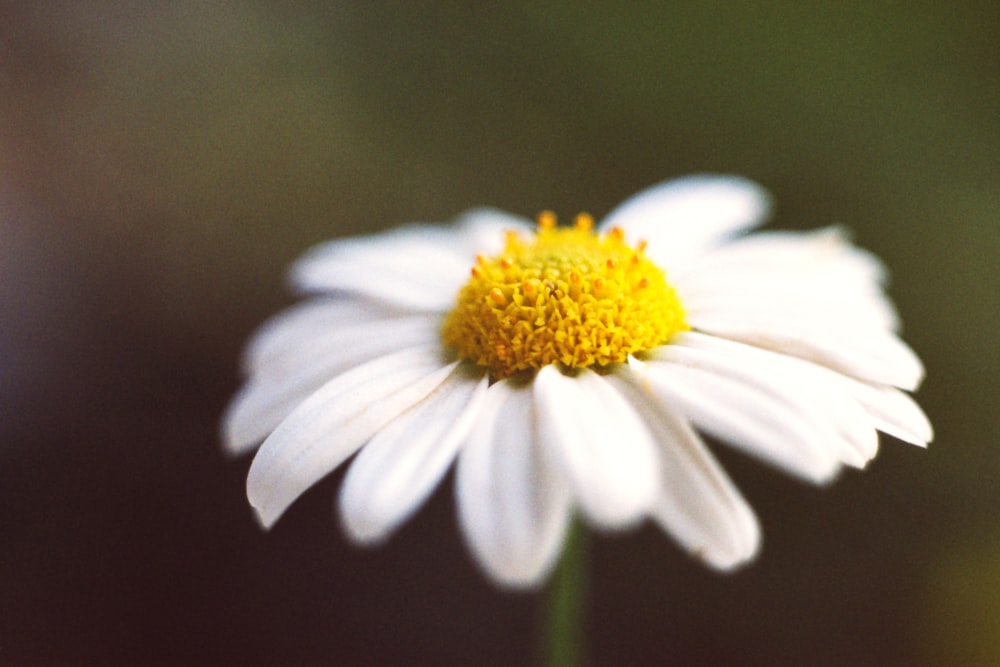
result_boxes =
[543,521,588,667]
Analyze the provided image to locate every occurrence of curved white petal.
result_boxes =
[599,175,771,269]
[641,343,858,483]
[646,364,842,481]
[289,224,471,310]
[686,305,900,347]
[681,226,889,286]
[677,226,900,335]
[223,316,441,454]
[247,346,456,528]
[694,323,924,391]
[287,211,533,311]
[607,367,760,569]
[845,379,933,446]
[245,314,440,382]
[239,298,424,374]
[680,274,899,336]
[533,366,660,528]
[456,378,571,588]
[339,369,489,544]
[659,332,882,469]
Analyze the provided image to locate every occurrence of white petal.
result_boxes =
[289,224,471,310]
[456,379,571,588]
[223,316,441,454]
[696,323,924,391]
[683,226,889,286]
[676,227,900,334]
[640,343,853,482]
[686,305,899,347]
[339,369,489,544]
[846,380,933,446]
[664,332,878,468]
[239,298,424,374]
[533,366,660,528]
[248,314,440,384]
[247,346,456,528]
[599,175,771,269]
[287,210,532,311]
[680,273,899,337]
[606,367,760,569]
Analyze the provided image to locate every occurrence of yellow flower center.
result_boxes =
[442,212,689,380]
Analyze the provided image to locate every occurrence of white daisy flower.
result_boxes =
[224,175,931,587]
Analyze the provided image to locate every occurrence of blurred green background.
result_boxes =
[1,2,997,665]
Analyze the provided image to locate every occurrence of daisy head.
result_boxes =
[224,175,931,587]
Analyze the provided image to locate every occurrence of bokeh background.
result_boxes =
[1,2,997,665]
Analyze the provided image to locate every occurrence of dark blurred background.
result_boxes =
[1,2,997,665]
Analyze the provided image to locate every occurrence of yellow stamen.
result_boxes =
[574,212,594,231]
[537,210,557,231]
[442,214,689,380]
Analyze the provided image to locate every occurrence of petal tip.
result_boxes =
[699,544,760,572]
[700,503,762,572]
[246,461,287,530]
[250,503,279,531]
[339,514,391,547]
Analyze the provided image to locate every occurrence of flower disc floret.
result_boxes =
[442,212,689,380]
